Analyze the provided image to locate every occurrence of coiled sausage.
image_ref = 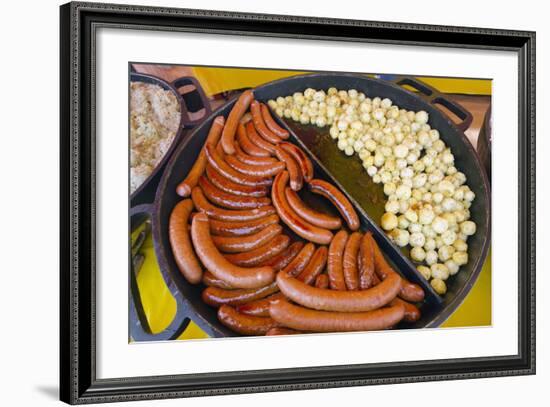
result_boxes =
[191,212,275,289]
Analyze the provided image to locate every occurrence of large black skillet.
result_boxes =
[130,73,490,340]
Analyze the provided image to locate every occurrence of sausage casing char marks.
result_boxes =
[296,246,328,285]
[308,179,360,231]
[342,232,362,290]
[218,305,280,336]
[202,282,279,307]
[224,234,290,267]
[191,187,276,222]
[198,175,271,210]
[207,214,279,237]
[205,164,268,198]
[327,230,349,290]
[359,232,376,289]
[212,224,283,253]
[205,143,272,187]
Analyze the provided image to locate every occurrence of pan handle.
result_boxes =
[171,76,212,127]
[392,76,473,132]
[129,204,191,341]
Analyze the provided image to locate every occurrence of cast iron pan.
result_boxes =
[130,73,490,339]
[130,72,211,206]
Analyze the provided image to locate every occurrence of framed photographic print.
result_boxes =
[60,1,535,404]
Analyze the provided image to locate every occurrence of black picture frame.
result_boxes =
[60,1,536,404]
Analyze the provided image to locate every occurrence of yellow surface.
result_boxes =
[133,228,491,338]
[193,67,491,96]
[131,228,208,340]
[131,68,492,340]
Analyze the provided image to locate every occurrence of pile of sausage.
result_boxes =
[169,90,425,336]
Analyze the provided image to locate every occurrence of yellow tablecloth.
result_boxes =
[133,228,491,339]
[132,68,492,340]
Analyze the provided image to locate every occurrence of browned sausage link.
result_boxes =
[279,142,314,182]
[394,297,421,322]
[236,293,284,317]
[212,224,283,253]
[274,146,303,191]
[261,241,305,271]
[208,242,308,309]
[265,327,302,336]
[176,116,225,197]
[205,165,268,198]
[246,121,277,154]
[225,234,290,267]
[202,271,235,289]
[191,212,275,289]
[198,176,271,210]
[234,141,278,166]
[272,171,333,245]
[191,187,276,222]
[168,200,203,284]
[308,179,360,231]
[236,122,271,157]
[284,188,342,230]
[220,90,254,155]
[327,230,349,290]
[260,103,290,139]
[218,305,280,336]
[225,153,286,178]
[315,274,330,289]
[276,269,401,312]
[208,214,280,237]
[366,233,425,303]
[400,282,425,303]
[205,143,272,187]
[359,232,376,290]
[269,298,405,332]
[202,282,279,307]
[250,100,282,144]
[281,242,316,277]
[297,246,328,285]
[342,232,362,291]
